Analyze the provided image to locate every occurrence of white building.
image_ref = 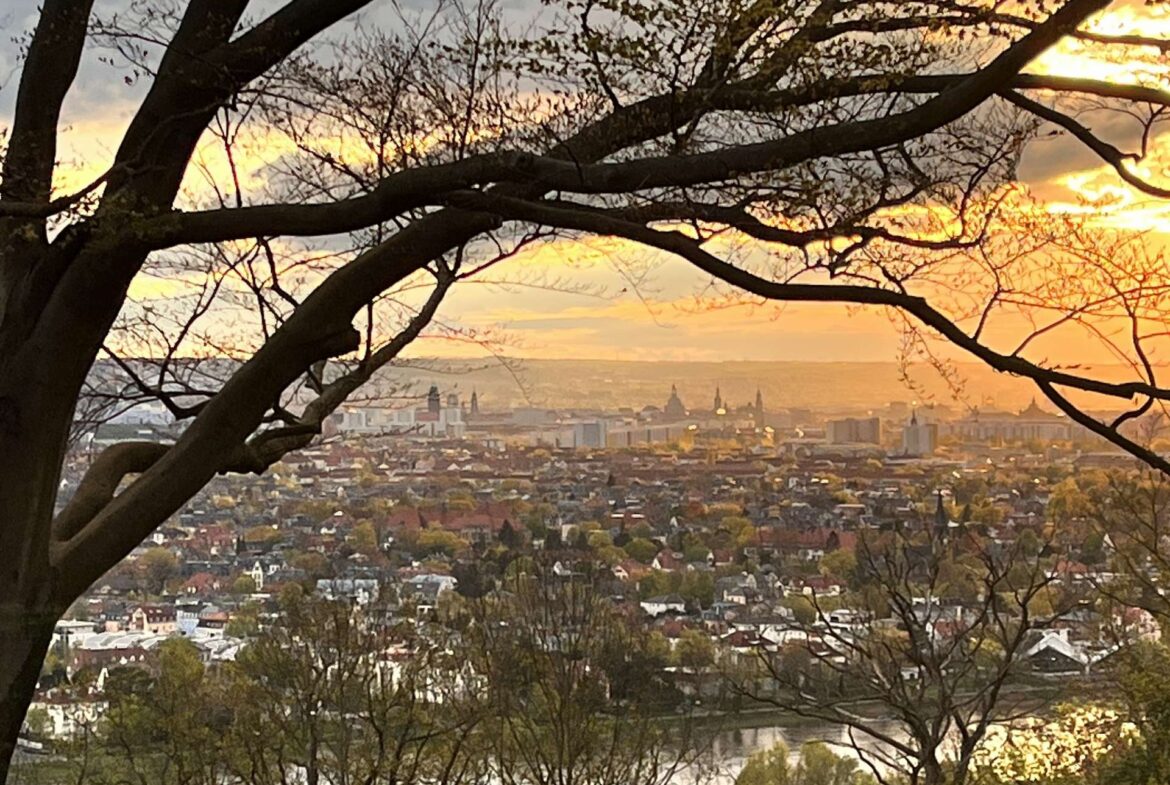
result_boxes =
[248,560,265,591]
[943,399,1085,442]
[827,416,882,444]
[640,595,686,617]
[331,385,465,439]
[901,411,938,456]
[531,418,609,448]
[606,421,693,447]
[27,699,107,739]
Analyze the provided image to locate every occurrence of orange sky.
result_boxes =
[27,1,1170,368]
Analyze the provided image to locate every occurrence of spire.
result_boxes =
[665,385,686,418]
[755,388,763,414]
[935,490,948,540]
[470,389,479,417]
[714,386,723,412]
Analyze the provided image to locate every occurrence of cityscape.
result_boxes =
[15,368,1167,783]
[8,1,1170,785]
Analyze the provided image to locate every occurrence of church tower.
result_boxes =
[470,389,479,417]
[427,384,441,415]
[755,388,763,415]
[665,385,686,418]
[934,490,949,542]
[714,386,723,412]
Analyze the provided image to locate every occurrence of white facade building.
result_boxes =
[901,411,938,456]
[826,416,882,444]
[331,386,465,439]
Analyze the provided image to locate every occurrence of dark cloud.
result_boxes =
[1019,106,1154,184]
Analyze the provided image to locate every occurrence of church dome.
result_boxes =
[664,385,687,418]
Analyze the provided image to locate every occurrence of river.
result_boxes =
[695,716,908,783]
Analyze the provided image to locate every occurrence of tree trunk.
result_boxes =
[922,756,945,785]
[0,308,89,783]
[0,608,54,781]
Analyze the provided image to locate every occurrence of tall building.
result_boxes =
[755,388,764,416]
[664,385,687,418]
[531,419,609,448]
[714,386,723,412]
[901,410,938,456]
[470,389,479,417]
[827,416,882,444]
[331,388,465,439]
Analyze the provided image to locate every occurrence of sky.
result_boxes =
[3,1,1170,366]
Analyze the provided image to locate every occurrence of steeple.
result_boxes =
[934,490,948,540]
[755,388,763,414]
[714,386,723,412]
[665,385,686,418]
[470,389,479,417]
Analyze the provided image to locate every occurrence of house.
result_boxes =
[181,572,221,595]
[52,619,98,650]
[651,550,685,572]
[123,604,177,634]
[26,696,107,739]
[724,585,760,605]
[783,575,845,597]
[403,574,457,611]
[247,561,266,590]
[1025,629,1087,674]
[641,595,686,617]
[612,560,650,583]
[73,631,167,669]
[316,578,380,606]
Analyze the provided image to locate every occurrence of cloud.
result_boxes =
[8,1,1170,366]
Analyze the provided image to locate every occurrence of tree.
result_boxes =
[819,550,857,582]
[137,548,179,595]
[624,538,659,564]
[1095,643,1170,785]
[783,595,817,626]
[465,575,701,784]
[30,597,485,785]
[416,530,468,559]
[1089,473,1170,625]
[498,519,522,550]
[230,575,258,596]
[224,602,260,638]
[736,741,876,785]
[741,530,1078,785]
[222,597,482,785]
[452,559,496,599]
[680,571,716,608]
[89,638,221,785]
[5,1,1170,773]
[673,629,716,670]
[1048,478,1093,526]
[719,517,757,550]
[350,520,379,557]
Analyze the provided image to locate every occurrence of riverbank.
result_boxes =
[670,680,1066,735]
